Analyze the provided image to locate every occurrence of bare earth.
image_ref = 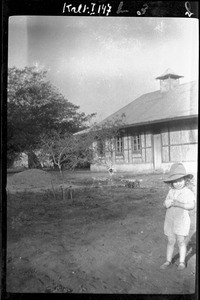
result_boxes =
[6,170,196,294]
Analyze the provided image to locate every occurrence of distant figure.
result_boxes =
[160,163,195,271]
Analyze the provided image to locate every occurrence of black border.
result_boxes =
[1,1,199,300]
[2,1,199,17]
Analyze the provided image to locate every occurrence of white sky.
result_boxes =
[8,16,199,122]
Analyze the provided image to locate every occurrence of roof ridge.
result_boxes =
[102,81,197,123]
[98,80,197,126]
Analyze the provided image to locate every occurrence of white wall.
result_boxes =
[91,162,154,173]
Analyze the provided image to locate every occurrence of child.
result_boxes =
[160,163,195,271]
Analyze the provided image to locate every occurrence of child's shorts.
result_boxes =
[164,214,190,236]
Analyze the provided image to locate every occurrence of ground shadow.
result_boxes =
[172,232,196,265]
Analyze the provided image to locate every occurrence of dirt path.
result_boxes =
[6,171,196,294]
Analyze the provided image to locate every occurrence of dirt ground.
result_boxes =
[6,170,197,295]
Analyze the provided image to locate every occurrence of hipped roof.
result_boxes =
[97,81,198,129]
[75,81,198,135]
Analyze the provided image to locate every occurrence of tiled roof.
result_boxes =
[98,81,198,128]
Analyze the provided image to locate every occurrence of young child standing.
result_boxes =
[160,163,195,271]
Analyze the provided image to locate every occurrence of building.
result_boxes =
[91,69,198,174]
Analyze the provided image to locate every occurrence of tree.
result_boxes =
[7,66,95,166]
[39,130,93,200]
[89,113,126,176]
[39,114,126,198]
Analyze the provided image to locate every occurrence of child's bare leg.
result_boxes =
[177,235,187,269]
[160,235,176,269]
[166,235,176,262]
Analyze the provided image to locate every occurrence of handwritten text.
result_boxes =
[185,1,193,17]
[62,3,112,16]
[137,4,148,15]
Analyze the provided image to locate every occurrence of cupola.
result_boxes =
[156,68,184,93]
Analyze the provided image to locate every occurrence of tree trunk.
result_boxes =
[27,150,42,169]
[59,164,66,201]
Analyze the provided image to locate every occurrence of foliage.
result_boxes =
[88,113,126,171]
[39,113,126,172]
[39,130,93,200]
[7,66,95,166]
[38,114,126,199]
[40,131,92,170]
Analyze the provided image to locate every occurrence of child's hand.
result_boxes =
[173,200,181,207]
[165,198,174,208]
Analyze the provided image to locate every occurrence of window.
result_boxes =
[115,137,123,155]
[132,134,141,152]
[162,126,198,163]
[97,139,105,156]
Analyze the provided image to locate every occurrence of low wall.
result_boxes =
[91,161,197,175]
[91,163,154,173]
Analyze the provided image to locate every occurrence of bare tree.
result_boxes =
[40,131,74,200]
[39,113,126,198]
[86,113,126,177]
[39,130,93,200]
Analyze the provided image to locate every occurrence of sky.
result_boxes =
[8,16,198,123]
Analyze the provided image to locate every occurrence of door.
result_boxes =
[153,133,162,170]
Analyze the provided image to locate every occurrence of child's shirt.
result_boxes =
[164,186,195,236]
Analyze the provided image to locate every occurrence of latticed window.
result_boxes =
[116,137,123,155]
[132,134,141,152]
[97,139,105,156]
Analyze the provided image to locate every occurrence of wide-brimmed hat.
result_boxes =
[164,163,193,183]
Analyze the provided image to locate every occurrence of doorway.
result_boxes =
[153,132,162,170]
